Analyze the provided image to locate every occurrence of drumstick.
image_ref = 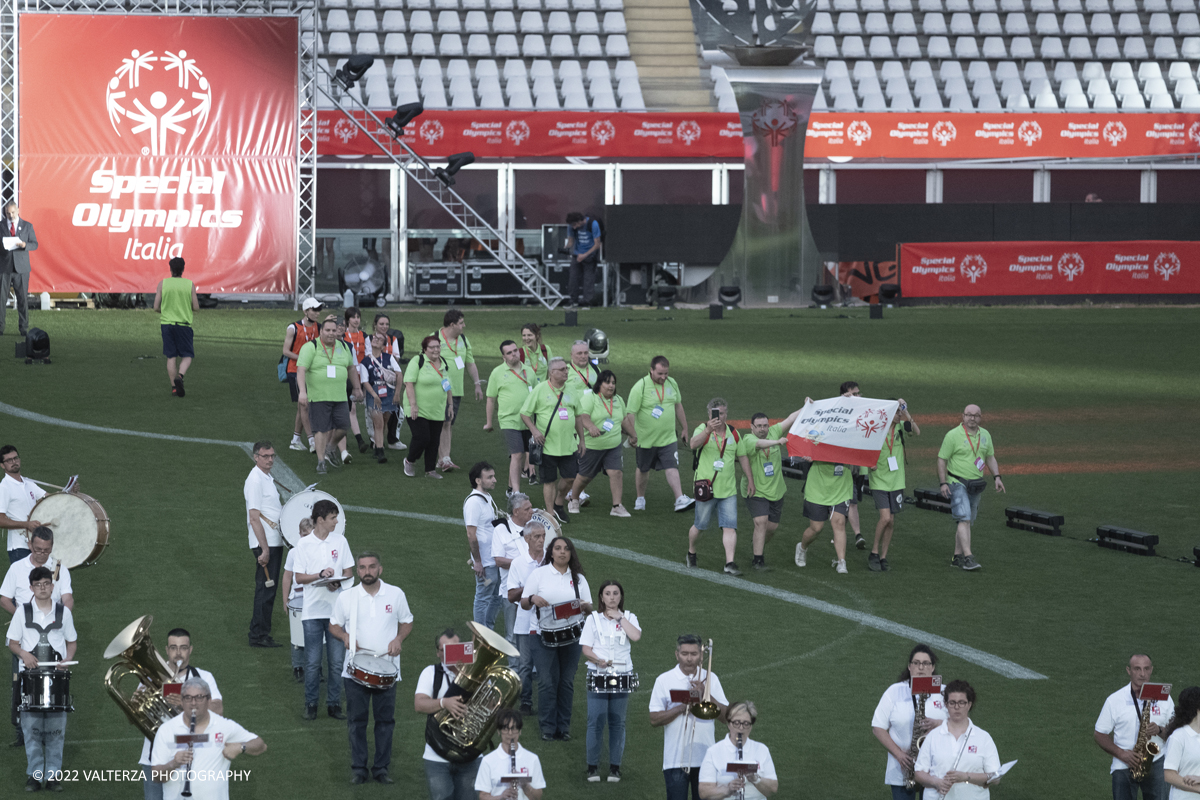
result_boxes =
[261,564,275,588]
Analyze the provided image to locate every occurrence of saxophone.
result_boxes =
[1129,698,1161,782]
[903,693,929,792]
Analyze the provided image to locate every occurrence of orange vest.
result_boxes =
[286,319,318,374]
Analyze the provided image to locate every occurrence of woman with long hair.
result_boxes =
[580,579,641,782]
[871,644,947,799]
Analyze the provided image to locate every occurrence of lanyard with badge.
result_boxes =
[320,340,338,379]
[431,358,452,392]
[651,378,667,419]
[443,331,465,370]
[961,424,985,471]
[599,395,616,433]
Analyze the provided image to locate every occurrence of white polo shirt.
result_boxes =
[913,721,1000,800]
[5,600,77,672]
[699,735,777,800]
[1165,726,1200,800]
[139,668,222,766]
[242,467,283,549]
[521,564,590,634]
[463,491,499,568]
[871,680,949,786]
[491,519,523,593]
[579,610,639,673]
[507,550,541,635]
[330,580,414,680]
[293,532,353,620]
[149,711,257,800]
[649,665,729,770]
[1,554,72,606]
[1095,683,1175,772]
[474,742,545,800]
[0,474,46,552]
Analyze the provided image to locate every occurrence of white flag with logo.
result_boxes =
[786,397,900,468]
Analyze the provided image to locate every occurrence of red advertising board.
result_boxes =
[900,241,1200,297]
[19,14,298,293]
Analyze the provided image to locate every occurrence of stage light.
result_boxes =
[880,283,901,303]
[335,55,375,90]
[385,102,423,137]
[1095,525,1159,556]
[913,487,951,514]
[811,284,835,307]
[1005,506,1064,536]
[434,152,475,186]
[718,285,742,308]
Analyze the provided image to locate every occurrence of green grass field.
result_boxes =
[1,303,1198,798]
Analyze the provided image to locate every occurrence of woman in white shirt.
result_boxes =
[698,701,779,799]
[871,644,947,799]
[521,537,593,742]
[580,580,642,783]
[915,680,1001,800]
[1164,686,1200,799]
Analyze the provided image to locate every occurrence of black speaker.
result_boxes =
[18,327,50,363]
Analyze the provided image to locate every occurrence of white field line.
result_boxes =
[0,402,1047,680]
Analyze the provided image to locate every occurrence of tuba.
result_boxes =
[1130,696,1162,782]
[103,615,178,740]
[427,622,522,764]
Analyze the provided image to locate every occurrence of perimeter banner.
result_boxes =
[786,396,900,468]
[899,241,1200,297]
[19,14,298,293]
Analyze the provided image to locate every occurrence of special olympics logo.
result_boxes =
[105,48,213,156]
[1154,252,1181,281]
[590,120,616,145]
[1057,252,1085,281]
[419,119,444,145]
[1102,121,1127,146]
[1189,122,1200,146]
[750,99,798,146]
[333,118,358,144]
[676,120,702,146]
[854,408,888,438]
[960,254,987,283]
[932,120,956,146]
[847,120,872,146]
[1017,120,1042,146]
[505,120,530,146]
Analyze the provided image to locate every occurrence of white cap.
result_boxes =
[302,297,324,311]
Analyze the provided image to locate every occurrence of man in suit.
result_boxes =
[0,202,38,337]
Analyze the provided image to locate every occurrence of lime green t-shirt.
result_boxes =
[403,354,451,421]
[738,423,787,501]
[804,461,853,507]
[522,343,552,383]
[580,391,626,451]
[626,375,682,448]
[486,362,536,430]
[296,340,354,402]
[937,425,994,483]
[565,361,600,396]
[869,423,909,492]
[434,330,475,397]
[159,277,193,326]
[519,383,581,457]
[692,424,740,500]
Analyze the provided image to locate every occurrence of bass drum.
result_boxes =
[279,490,345,547]
[29,492,110,569]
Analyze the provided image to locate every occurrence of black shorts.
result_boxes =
[287,372,300,403]
[539,452,579,483]
[872,489,904,514]
[309,400,351,434]
[160,324,194,359]
[803,500,850,522]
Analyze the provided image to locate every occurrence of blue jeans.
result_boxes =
[21,710,66,777]
[344,678,396,778]
[142,764,164,800]
[529,636,581,736]
[1112,761,1167,800]
[515,633,535,707]
[664,767,701,800]
[423,756,481,800]
[472,566,505,628]
[586,690,629,767]
[302,618,345,708]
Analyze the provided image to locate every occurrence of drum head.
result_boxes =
[279,490,345,547]
[30,492,109,569]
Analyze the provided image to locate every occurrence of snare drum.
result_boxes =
[279,490,345,547]
[538,623,583,648]
[586,672,639,694]
[29,492,110,569]
[347,654,398,689]
[19,669,74,712]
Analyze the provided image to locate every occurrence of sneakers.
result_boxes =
[316,461,328,475]
[403,459,416,477]
[568,499,581,514]
[340,450,352,465]
[633,497,646,511]
[674,495,696,512]
[173,375,185,397]
[951,554,964,568]
[854,534,867,550]
[608,767,622,783]
[425,471,443,480]
[868,552,882,572]
[961,555,982,571]
[387,441,408,450]
[610,504,631,518]
[586,766,601,783]
[579,491,591,507]
[795,543,808,567]
[879,558,890,571]
[685,552,698,568]
[835,559,848,574]
[723,562,742,577]
[289,437,306,451]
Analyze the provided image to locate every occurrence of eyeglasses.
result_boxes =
[910,660,934,667]
[945,700,970,708]
[728,720,754,728]
[180,694,210,703]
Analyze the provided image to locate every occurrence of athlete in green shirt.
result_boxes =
[152,257,199,397]
[623,355,694,513]
[867,400,920,572]
[434,309,481,472]
[568,370,633,518]
[936,404,1006,571]
[686,399,753,576]
[520,358,586,522]
[484,339,538,495]
[738,406,805,570]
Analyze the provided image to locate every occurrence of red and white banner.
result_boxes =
[900,241,1200,297]
[19,14,298,293]
[786,396,900,469]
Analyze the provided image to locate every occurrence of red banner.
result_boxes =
[899,241,1200,297]
[19,14,298,293]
